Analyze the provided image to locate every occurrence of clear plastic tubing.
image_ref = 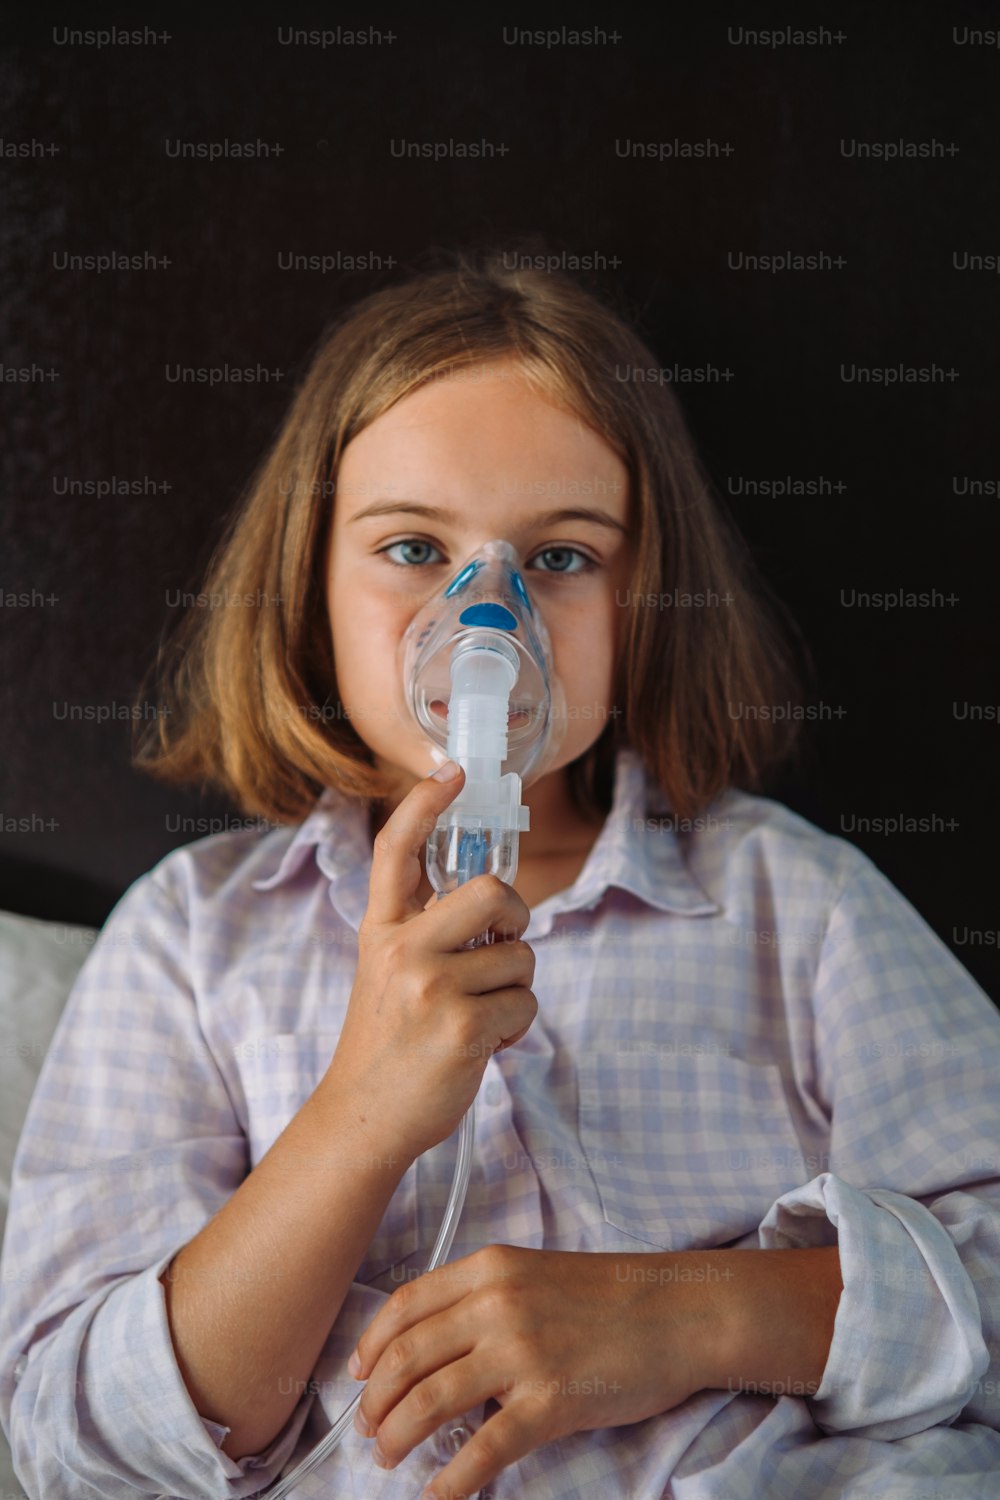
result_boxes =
[256,780,506,1494]
[257,1098,481,1497]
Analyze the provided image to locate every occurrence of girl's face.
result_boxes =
[324,356,633,798]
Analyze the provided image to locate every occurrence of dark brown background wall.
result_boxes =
[1,4,998,1002]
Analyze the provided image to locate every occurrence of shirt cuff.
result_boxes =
[153,1250,319,1485]
[199,1404,312,1476]
[70,1245,317,1495]
[757,1171,990,1439]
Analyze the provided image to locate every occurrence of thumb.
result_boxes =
[365,759,465,928]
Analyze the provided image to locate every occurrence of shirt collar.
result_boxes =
[252,745,720,925]
[251,785,369,894]
[559,745,721,922]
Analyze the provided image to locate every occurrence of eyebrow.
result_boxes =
[347,500,628,535]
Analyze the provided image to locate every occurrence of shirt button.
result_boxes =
[445,1420,473,1455]
[483,1080,502,1106]
[14,1355,27,1383]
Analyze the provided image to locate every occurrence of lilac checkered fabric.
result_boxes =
[2,747,999,1497]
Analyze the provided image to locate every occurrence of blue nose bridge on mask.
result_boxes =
[443,550,532,632]
[400,537,563,788]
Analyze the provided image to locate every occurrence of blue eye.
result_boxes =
[530,547,597,576]
[377,539,597,575]
[378,539,444,568]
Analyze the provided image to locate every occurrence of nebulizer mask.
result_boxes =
[403,537,567,909]
[260,540,565,1497]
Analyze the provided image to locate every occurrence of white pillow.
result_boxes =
[0,908,99,1500]
[0,910,99,1238]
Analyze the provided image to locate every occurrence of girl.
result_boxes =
[2,249,999,1500]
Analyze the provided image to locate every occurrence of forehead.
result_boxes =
[337,366,624,494]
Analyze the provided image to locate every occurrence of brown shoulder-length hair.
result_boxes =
[133,241,812,828]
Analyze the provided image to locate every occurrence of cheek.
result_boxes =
[552,591,618,681]
[328,584,368,679]
[329,586,412,704]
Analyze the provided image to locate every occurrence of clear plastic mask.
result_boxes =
[398,538,567,788]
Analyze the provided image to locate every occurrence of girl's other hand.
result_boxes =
[348,1244,717,1498]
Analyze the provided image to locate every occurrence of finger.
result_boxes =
[365,762,465,927]
[421,1401,546,1500]
[360,1341,494,1470]
[352,1257,487,1383]
[422,873,530,952]
[424,880,528,945]
[452,937,535,995]
[367,1353,496,1475]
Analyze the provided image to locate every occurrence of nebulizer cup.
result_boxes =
[255,539,563,1497]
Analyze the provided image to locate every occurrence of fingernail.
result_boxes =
[430,759,461,781]
[353,1408,373,1436]
[348,1350,362,1378]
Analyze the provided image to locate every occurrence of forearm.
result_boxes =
[656,1246,844,1398]
[159,1073,414,1462]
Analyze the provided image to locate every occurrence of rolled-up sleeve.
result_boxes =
[0,870,317,1498]
[756,854,1000,1442]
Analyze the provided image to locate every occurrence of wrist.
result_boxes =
[625,1252,734,1396]
[705,1246,844,1397]
[670,1252,743,1392]
[313,1065,418,1175]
